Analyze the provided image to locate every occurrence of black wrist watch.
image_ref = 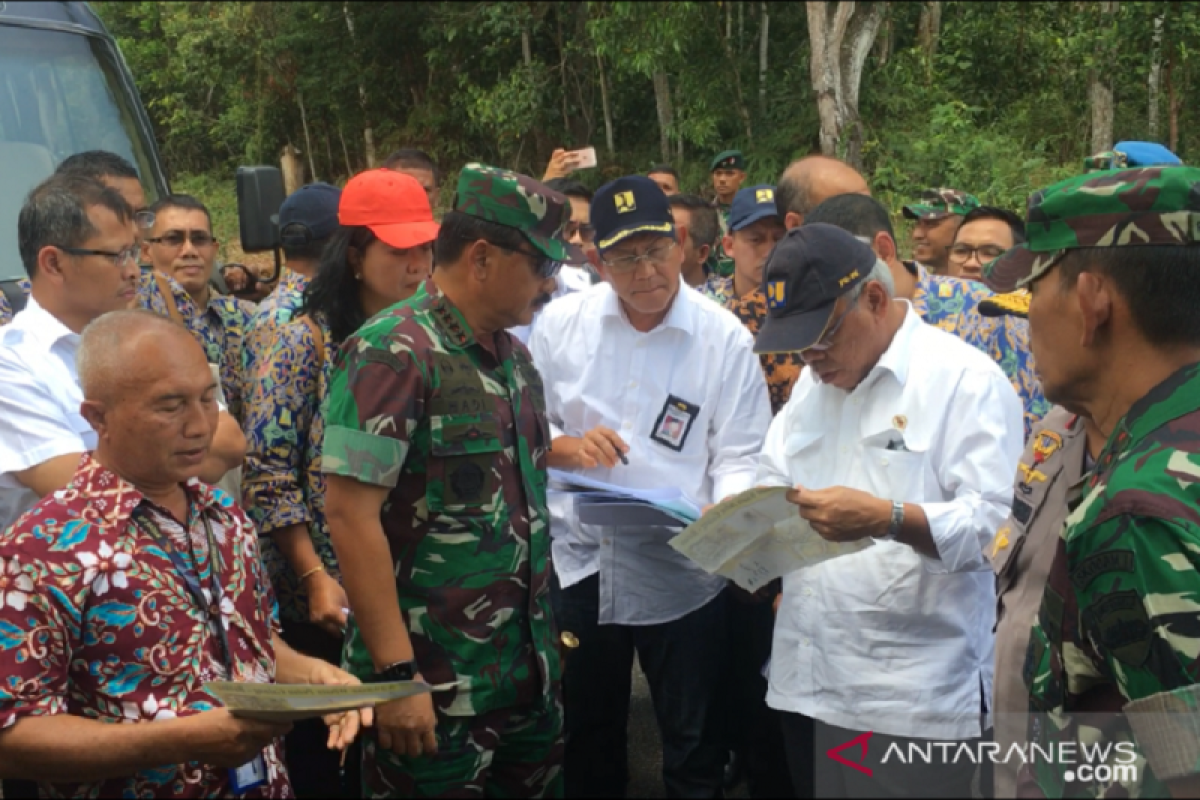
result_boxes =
[369,660,418,683]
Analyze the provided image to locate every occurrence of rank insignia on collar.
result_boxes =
[990,526,1011,558]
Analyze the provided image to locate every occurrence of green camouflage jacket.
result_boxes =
[1023,362,1200,797]
[322,279,561,717]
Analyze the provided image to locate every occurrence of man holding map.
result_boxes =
[751,224,1023,798]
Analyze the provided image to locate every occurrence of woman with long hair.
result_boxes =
[241,168,438,797]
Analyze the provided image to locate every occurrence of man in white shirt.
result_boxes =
[0,174,244,533]
[530,176,771,798]
[752,224,1023,798]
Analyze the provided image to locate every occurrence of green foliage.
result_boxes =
[92,0,1200,229]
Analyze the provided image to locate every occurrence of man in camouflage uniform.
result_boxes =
[709,150,746,278]
[984,164,1200,798]
[902,188,980,275]
[322,163,576,798]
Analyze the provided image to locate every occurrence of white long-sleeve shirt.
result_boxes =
[758,303,1023,740]
[530,280,771,625]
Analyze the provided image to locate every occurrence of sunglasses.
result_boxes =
[146,230,218,249]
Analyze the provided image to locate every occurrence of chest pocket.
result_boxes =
[427,413,504,514]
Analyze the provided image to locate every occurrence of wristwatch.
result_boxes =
[369,660,418,683]
[880,500,904,542]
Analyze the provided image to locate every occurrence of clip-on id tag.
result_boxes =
[230,753,267,793]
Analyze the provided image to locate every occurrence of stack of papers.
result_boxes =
[548,469,702,527]
[205,680,450,722]
[669,487,874,592]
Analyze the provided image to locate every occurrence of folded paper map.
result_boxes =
[669,487,873,592]
[205,680,453,722]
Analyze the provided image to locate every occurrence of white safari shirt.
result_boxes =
[530,281,771,625]
[0,296,94,532]
[758,303,1023,740]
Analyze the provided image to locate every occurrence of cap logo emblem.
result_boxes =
[767,281,786,309]
[615,191,636,214]
[837,269,860,288]
[756,188,774,203]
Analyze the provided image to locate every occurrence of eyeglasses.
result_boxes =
[601,241,677,274]
[949,243,1007,263]
[513,246,562,280]
[565,222,596,243]
[146,230,217,249]
[133,210,156,230]
[57,244,140,269]
[803,299,857,353]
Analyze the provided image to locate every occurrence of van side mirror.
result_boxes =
[235,166,286,286]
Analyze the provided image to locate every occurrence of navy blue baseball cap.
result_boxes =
[754,223,876,354]
[278,182,342,246]
[729,185,779,232]
[591,175,675,252]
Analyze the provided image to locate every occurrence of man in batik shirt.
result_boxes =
[322,164,575,797]
[142,194,254,421]
[0,310,366,798]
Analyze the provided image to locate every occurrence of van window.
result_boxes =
[0,25,160,281]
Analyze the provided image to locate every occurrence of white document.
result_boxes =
[548,468,701,524]
[668,487,873,592]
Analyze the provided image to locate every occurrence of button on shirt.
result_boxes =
[530,281,771,625]
[0,296,94,533]
[757,304,1023,740]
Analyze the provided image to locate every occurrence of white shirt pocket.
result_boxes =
[859,428,927,502]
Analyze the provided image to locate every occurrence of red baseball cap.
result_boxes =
[338,169,439,249]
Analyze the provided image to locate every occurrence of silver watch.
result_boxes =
[881,500,904,541]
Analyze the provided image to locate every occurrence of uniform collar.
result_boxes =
[869,301,921,387]
[423,279,479,352]
[600,278,697,336]
[17,294,81,351]
[1101,361,1200,464]
[66,453,222,531]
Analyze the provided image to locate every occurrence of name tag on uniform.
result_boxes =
[230,753,267,793]
[650,395,700,452]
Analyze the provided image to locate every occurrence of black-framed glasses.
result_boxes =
[146,230,217,249]
[601,241,676,274]
[804,299,857,353]
[949,243,1007,263]
[57,244,139,269]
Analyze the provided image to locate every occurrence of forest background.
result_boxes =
[92,1,1200,261]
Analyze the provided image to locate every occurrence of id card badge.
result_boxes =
[230,753,267,794]
[649,394,700,453]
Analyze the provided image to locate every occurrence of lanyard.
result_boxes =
[132,506,236,674]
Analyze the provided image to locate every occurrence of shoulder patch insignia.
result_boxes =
[1085,589,1152,667]
[1070,550,1136,593]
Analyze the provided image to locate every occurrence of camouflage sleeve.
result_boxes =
[321,338,429,489]
[1069,514,1200,702]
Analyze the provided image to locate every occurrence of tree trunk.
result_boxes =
[738,1,745,54]
[1165,52,1180,153]
[297,90,318,182]
[324,127,335,181]
[758,2,770,119]
[521,26,532,67]
[1088,1,1118,154]
[875,7,893,67]
[1148,10,1165,140]
[726,2,732,41]
[917,2,942,62]
[652,70,673,163]
[806,1,886,169]
[597,51,615,154]
[338,122,353,176]
[343,1,376,168]
[281,143,304,196]
[720,14,754,142]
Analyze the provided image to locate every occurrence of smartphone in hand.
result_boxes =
[569,146,597,169]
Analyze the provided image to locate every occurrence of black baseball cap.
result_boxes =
[278,182,342,246]
[754,223,876,354]
[592,175,675,252]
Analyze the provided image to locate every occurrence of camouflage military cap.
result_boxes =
[983,166,1200,293]
[453,163,583,264]
[902,188,981,221]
